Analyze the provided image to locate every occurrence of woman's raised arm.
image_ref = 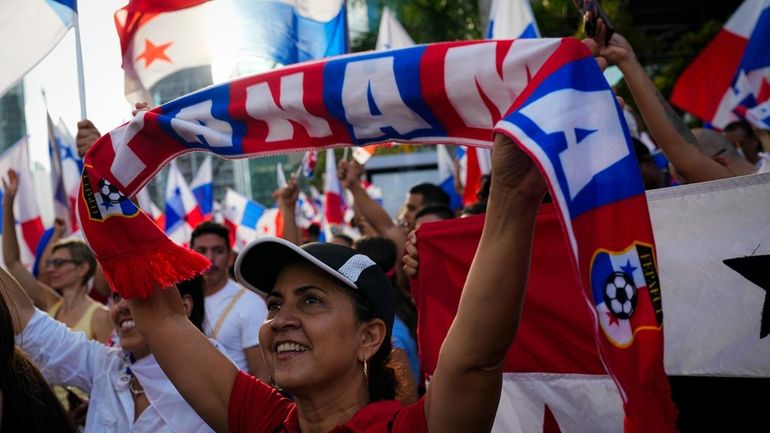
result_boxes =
[424,133,546,433]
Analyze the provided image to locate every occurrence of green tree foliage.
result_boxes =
[400,0,482,43]
[351,0,482,52]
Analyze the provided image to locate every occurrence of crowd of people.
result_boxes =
[1,23,768,433]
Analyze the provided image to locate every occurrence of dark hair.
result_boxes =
[476,174,492,203]
[354,237,396,274]
[191,221,231,250]
[632,137,651,162]
[177,275,206,332]
[331,234,354,248]
[409,183,449,207]
[353,237,419,356]
[724,120,756,138]
[0,284,78,433]
[348,286,396,402]
[414,204,454,223]
[52,239,96,286]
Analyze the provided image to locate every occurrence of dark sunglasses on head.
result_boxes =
[45,259,78,269]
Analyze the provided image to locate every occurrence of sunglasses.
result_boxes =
[45,258,78,269]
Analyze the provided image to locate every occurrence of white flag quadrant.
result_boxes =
[649,172,770,377]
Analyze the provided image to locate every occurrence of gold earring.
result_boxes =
[363,360,369,383]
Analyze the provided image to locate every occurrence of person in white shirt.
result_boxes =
[190,222,268,379]
[5,265,219,433]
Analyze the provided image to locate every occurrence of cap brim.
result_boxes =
[235,236,357,297]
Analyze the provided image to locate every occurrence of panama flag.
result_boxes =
[164,160,204,246]
[256,207,282,237]
[215,0,347,71]
[0,138,46,267]
[671,0,770,128]
[324,149,344,225]
[301,150,318,179]
[47,113,82,233]
[375,6,415,51]
[223,188,265,251]
[115,0,215,102]
[297,190,319,227]
[190,154,213,219]
[0,0,76,96]
[486,0,541,39]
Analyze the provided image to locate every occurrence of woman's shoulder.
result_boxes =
[229,370,295,433]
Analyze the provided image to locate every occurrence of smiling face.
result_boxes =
[109,292,151,360]
[260,261,368,396]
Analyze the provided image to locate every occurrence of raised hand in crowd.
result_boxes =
[76,120,101,158]
[337,157,409,263]
[586,20,753,183]
[403,230,419,278]
[337,157,364,190]
[132,101,151,116]
[273,176,301,245]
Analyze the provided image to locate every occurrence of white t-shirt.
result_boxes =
[204,279,267,372]
[18,310,220,433]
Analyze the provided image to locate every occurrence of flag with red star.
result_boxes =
[115,0,214,103]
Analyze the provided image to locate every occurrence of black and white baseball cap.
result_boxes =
[235,237,395,336]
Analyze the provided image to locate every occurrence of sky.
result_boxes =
[23,0,130,169]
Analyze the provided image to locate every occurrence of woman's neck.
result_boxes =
[59,286,87,309]
[294,382,369,433]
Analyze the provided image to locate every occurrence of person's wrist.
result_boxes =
[614,52,639,72]
[349,181,364,192]
[488,182,544,212]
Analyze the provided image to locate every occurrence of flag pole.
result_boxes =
[74,14,88,119]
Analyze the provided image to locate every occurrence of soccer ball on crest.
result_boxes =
[603,271,637,320]
[98,179,125,204]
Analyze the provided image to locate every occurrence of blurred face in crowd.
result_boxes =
[402,193,425,231]
[46,248,88,290]
[192,233,234,291]
[260,262,372,395]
